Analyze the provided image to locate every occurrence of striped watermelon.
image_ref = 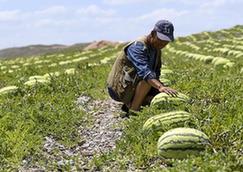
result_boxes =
[151,92,189,106]
[43,72,60,78]
[212,57,230,67]
[0,86,18,95]
[143,111,192,132]
[65,68,76,75]
[223,62,235,69]
[29,75,50,80]
[24,79,50,86]
[202,56,214,64]
[157,128,210,159]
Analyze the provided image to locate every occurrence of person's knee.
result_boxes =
[138,80,151,88]
[107,87,121,102]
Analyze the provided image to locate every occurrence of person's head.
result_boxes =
[147,20,174,49]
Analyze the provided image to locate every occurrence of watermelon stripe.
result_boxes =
[158,133,208,143]
[157,128,209,159]
[145,113,190,125]
[148,113,190,121]
[158,140,207,149]
[159,146,205,151]
[154,115,190,123]
[147,116,190,126]
[158,140,209,149]
[146,117,190,129]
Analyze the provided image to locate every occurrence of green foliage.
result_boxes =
[0,47,120,170]
[0,26,243,171]
[90,26,243,171]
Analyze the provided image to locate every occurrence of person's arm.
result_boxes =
[147,79,177,97]
[126,42,177,97]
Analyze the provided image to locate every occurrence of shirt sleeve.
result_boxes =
[126,41,157,80]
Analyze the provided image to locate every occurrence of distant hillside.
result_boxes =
[0,40,124,59]
[84,40,121,50]
[0,43,90,59]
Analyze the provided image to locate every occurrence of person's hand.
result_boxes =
[158,86,178,97]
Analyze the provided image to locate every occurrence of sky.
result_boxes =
[0,0,242,49]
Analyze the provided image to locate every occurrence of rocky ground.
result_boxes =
[19,95,128,171]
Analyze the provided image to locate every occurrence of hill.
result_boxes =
[84,40,121,50]
[0,40,122,60]
[0,43,89,59]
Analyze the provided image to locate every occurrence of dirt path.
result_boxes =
[77,96,125,157]
[20,95,127,171]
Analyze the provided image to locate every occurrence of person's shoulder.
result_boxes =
[127,42,146,54]
[128,36,147,51]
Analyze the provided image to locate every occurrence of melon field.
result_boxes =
[0,25,243,171]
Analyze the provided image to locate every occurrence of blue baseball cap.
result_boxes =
[153,20,174,42]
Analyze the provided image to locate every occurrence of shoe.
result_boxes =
[121,104,129,113]
[120,109,138,118]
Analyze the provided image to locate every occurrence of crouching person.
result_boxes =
[107,20,178,116]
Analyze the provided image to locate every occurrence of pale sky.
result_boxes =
[0,0,242,49]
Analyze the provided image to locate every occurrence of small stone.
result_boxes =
[81,151,94,156]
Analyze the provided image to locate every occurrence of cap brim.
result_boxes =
[156,32,174,42]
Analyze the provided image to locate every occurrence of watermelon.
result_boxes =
[143,111,192,132]
[212,57,230,67]
[65,68,76,75]
[203,56,214,64]
[100,57,111,64]
[223,62,235,69]
[1,66,7,70]
[24,79,50,86]
[11,65,20,69]
[157,128,210,159]
[88,63,99,67]
[0,86,18,95]
[151,92,189,106]
[72,56,89,63]
[29,75,49,80]
[48,63,57,67]
[59,60,72,65]
[43,72,60,78]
